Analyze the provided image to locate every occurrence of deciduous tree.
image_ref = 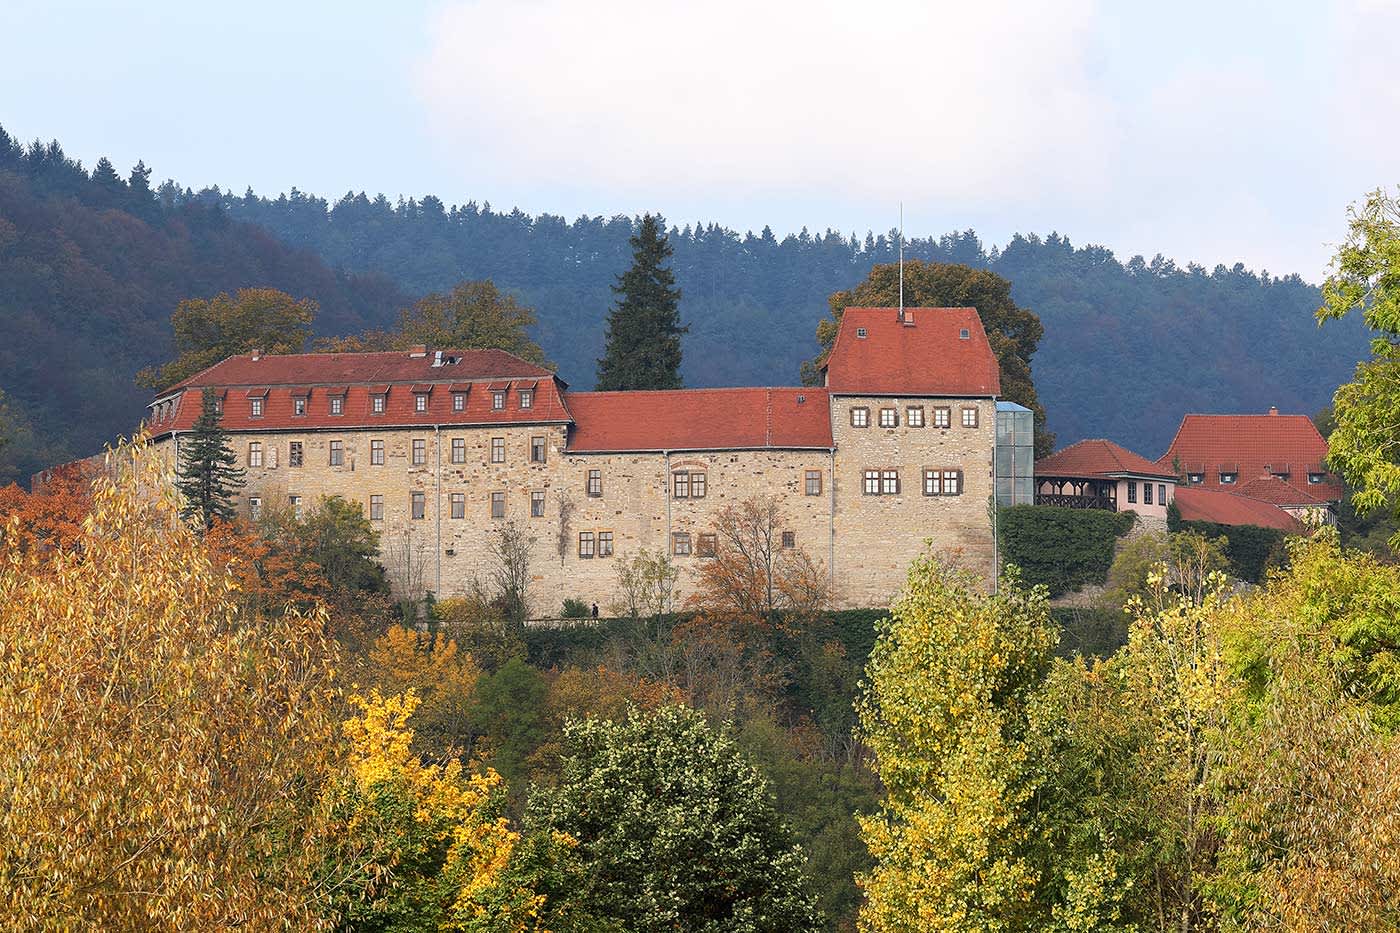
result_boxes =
[137,287,317,390]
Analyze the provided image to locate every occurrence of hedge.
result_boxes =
[998,505,1136,598]
[1169,518,1290,583]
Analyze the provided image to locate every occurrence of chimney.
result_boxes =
[251,349,262,361]
[902,309,915,326]
[409,345,428,358]
[1268,406,1278,416]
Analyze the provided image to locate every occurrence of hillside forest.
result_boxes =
[0,125,1371,485]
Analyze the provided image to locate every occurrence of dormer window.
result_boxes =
[520,389,533,409]
[293,397,306,416]
[856,327,868,338]
[1307,472,1326,485]
[1220,472,1238,485]
[329,396,343,416]
[415,394,428,413]
[213,397,222,415]
[250,397,263,418]
[959,328,971,340]
[492,391,506,410]
[1188,473,1203,484]
[372,394,386,414]
[453,392,466,412]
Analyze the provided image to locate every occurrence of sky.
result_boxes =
[2,0,1397,280]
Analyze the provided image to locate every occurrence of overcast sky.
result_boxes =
[3,0,1396,279]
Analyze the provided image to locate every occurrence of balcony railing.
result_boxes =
[1035,492,1116,511]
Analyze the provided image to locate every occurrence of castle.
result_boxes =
[144,307,1002,611]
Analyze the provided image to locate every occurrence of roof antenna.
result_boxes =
[898,201,904,321]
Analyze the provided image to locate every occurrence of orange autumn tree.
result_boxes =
[0,460,94,553]
[689,495,832,628]
[0,439,345,929]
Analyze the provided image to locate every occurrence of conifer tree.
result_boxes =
[596,214,687,390]
[176,388,244,531]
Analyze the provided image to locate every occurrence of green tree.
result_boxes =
[1318,188,1400,550]
[137,288,317,390]
[856,558,1055,932]
[322,280,551,366]
[175,388,245,531]
[525,705,822,932]
[806,261,1053,455]
[595,215,687,390]
[259,494,388,597]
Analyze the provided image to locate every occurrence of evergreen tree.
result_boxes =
[596,214,686,390]
[176,388,244,531]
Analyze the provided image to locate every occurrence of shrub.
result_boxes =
[1171,518,1291,583]
[561,597,590,619]
[998,505,1136,597]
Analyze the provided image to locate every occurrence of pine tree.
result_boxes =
[596,214,687,390]
[176,388,244,531]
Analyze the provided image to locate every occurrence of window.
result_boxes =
[856,327,868,338]
[452,392,466,412]
[520,389,533,409]
[879,408,898,428]
[850,407,870,428]
[881,469,900,495]
[415,393,428,412]
[961,407,979,428]
[923,469,942,496]
[451,438,465,463]
[1188,473,1203,484]
[1307,472,1325,485]
[491,491,505,519]
[959,328,971,340]
[268,445,278,469]
[329,440,343,466]
[864,470,881,495]
[290,441,303,468]
[673,471,690,499]
[451,493,465,519]
[289,495,302,520]
[1220,472,1237,485]
[1127,481,1137,504]
[672,532,692,556]
[250,397,263,418]
[372,394,385,414]
[249,496,262,521]
[907,406,925,427]
[942,469,963,495]
[531,436,546,463]
[578,531,595,559]
[369,494,383,521]
[781,531,795,549]
[598,530,614,557]
[412,439,426,466]
[531,490,545,517]
[212,397,223,415]
[691,472,706,499]
[805,470,822,496]
[587,469,602,497]
[1144,482,1153,505]
[293,397,307,416]
[933,406,951,429]
[330,396,343,416]
[411,491,425,519]
[371,439,384,465]
[1158,483,1167,504]
[697,533,717,557]
[492,390,505,410]
[491,438,505,464]
[248,442,263,468]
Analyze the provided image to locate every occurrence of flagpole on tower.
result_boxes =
[898,202,905,319]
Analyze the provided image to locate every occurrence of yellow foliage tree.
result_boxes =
[0,438,342,929]
[366,624,483,759]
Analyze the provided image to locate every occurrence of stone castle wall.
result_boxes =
[156,397,995,612]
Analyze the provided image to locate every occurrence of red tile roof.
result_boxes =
[1035,438,1177,480]
[823,307,1001,397]
[1173,487,1305,532]
[166,348,554,392]
[564,388,833,452]
[1237,475,1331,507]
[1157,412,1341,501]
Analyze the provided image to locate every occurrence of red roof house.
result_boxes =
[1157,409,1340,502]
[823,307,1001,396]
[1033,438,1177,517]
